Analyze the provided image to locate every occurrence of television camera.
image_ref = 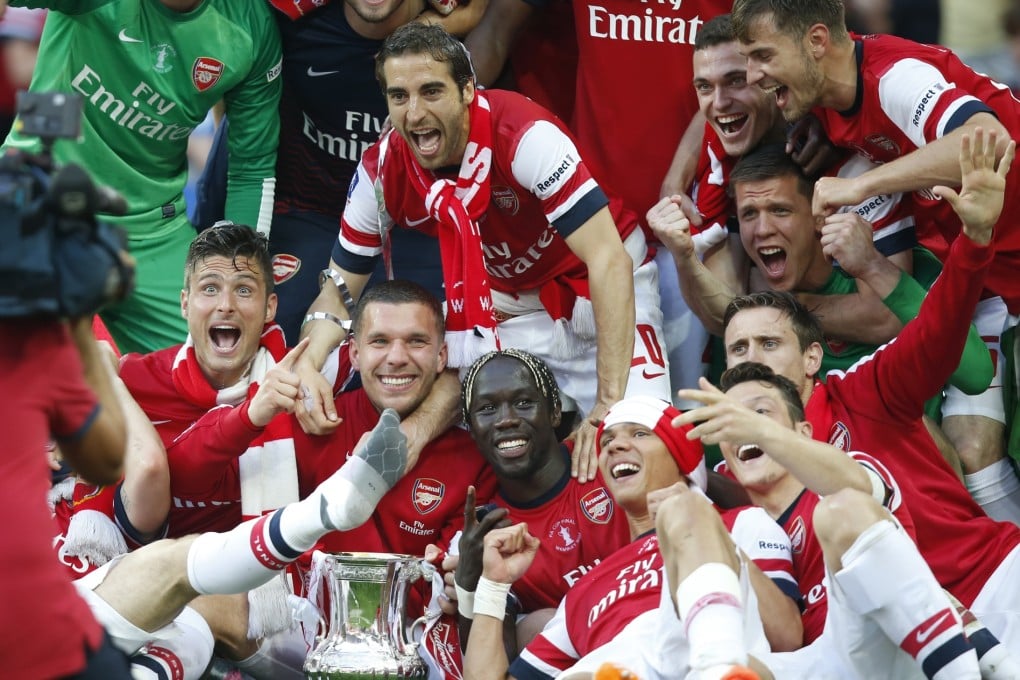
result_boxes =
[0,91,134,318]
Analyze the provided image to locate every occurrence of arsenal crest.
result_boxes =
[193,57,224,92]
[579,487,613,524]
[491,185,520,215]
[272,253,301,285]
[412,478,445,515]
[789,516,806,555]
[828,421,851,452]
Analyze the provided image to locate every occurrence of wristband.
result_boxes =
[319,268,357,319]
[455,583,475,619]
[301,311,352,332]
[473,575,512,621]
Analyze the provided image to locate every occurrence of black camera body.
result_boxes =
[0,92,134,318]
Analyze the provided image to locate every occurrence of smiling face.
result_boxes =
[718,380,810,498]
[382,53,474,170]
[694,40,784,157]
[735,173,830,291]
[350,301,447,417]
[740,14,826,123]
[181,255,277,390]
[466,356,563,487]
[598,423,684,515]
[344,0,407,25]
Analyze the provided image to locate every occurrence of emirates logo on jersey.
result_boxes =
[412,478,445,515]
[828,421,851,452]
[492,185,520,215]
[193,57,225,92]
[789,516,807,555]
[580,487,613,524]
[549,518,580,553]
[272,254,301,285]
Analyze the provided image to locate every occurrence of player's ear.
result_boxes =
[796,419,812,439]
[462,78,475,105]
[806,22,829,58]
[803,341,823,378]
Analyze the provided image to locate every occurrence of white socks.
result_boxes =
[965,457,1020,525]
[834,520,979,680]
[187,409,408,596]
[676,562,748,677]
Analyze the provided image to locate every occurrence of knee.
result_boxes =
[655,486,734,569]
[944,415,1006,472]
[813,488,887,558]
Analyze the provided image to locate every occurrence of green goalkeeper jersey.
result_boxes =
[4,0,281,237]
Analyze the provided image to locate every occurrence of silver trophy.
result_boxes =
[305,552,429,680]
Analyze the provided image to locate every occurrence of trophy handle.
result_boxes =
[405,614,428,646]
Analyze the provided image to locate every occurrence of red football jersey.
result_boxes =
[805,236,1020,607]
[814,33,1020,310]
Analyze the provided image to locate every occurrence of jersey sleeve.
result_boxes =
[511,598,579,680]
[728,506,800,604]
[830,235,995,421]
[166,402,263,497]
[509,119,609,239]
[835,154,916,257]
[222,4,282,236]
[334,156,389,274]
[876,58,994,148]
[692,128,733,236]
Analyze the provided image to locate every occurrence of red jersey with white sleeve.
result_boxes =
[813,33,1020,310]
[336,90,630,293]
[296,388,497,557]
[776,452,913,643]
[499,451,631,612]
[804,234,1020,607]
[510,504,796,680]
[693,124,916,257]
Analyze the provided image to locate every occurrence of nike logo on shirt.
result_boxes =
[118,29,142,43]
[307,67,339,77]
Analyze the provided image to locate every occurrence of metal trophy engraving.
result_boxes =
[304,552,429,680]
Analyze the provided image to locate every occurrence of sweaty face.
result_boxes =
[383,53,474,170]
[741,14,826,122]
[723,307,817,400]
[181,255,277,390]
[735,174,830,292]
[598,423,684,513]
[350,301,447,417]
[466,357,561,481]
[694,41,784,157]
[718,380,801,496]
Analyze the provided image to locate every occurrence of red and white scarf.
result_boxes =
[383,93,499,367]
[171,323,299,520]
[381,91,599,366]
